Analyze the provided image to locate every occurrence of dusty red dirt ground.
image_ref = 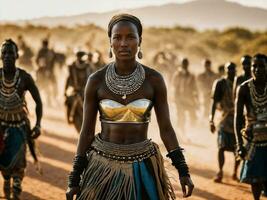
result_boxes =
[0,105,266,200]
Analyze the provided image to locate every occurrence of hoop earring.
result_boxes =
[109,47,113,58]
[137,47,143,59]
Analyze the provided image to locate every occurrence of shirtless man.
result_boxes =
[0,39,42,200]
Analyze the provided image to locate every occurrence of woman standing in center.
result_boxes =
[66,14,194,200]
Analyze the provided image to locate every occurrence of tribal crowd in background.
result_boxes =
[0,14,266,200]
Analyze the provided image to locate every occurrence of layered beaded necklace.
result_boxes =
[105,62,145,99]
[248,80,267,113]
[1,69,20,96]
[0,69,26,123]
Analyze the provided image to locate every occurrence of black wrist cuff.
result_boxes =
[35,125,41,129]
[167,147,190,177]
[68,155,88,187]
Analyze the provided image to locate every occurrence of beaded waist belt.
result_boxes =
[0,120,27,128]
[252,123,267,143]
[90,134,157,162]
[252,132,267,143]
[253,123,267,129]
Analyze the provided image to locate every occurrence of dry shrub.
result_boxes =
[0,23,266,74]
[221,27,253,40]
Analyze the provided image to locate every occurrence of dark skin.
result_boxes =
[243,63,252,77]
[233,60,252,97]
[209,66,239,180]
[66,21,194,200]
[181,58,189,72]
[204,60,211,72]
[210,66,236,132]
[64,53,91,130]
[64,53,88,95]
[36,41,48,66]
[235,57,267,200]
[0,43,42,138]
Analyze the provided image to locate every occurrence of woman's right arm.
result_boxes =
[76,74,99,156]
[66,73,100,200]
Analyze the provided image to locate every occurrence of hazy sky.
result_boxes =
[1,0,267,20]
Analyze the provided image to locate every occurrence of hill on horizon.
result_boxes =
[2,0,267,30]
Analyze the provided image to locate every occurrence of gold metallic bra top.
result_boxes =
[99,98,153,123]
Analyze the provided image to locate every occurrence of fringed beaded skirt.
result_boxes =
[78,134,175,200]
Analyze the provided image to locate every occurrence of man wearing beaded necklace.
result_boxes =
[0,39,42,200]
[235,54,267,200]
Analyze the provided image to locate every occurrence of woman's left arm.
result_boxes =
[152,71,194,198]
[152,71,180,150]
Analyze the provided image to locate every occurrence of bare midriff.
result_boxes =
[100,122,149,144]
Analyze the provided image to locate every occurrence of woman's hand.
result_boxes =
[66,186,80,200]
[180,176,194,198]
